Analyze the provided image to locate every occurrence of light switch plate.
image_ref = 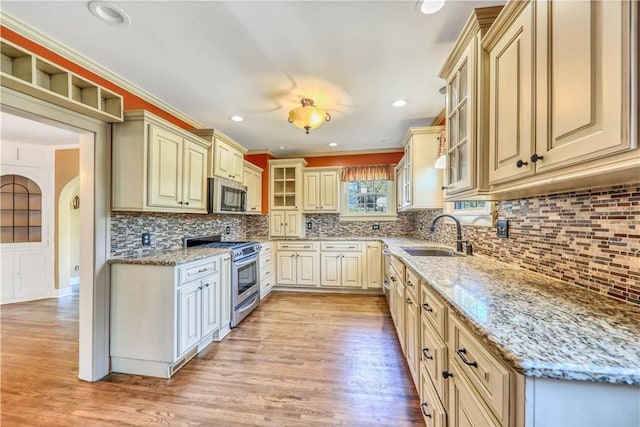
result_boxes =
[372,224,380,230]
[306,222,312,230]
[496,220,509,238]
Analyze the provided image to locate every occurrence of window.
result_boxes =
[0,174,42,243]
[444,200,494,227]
[341,179,396,221]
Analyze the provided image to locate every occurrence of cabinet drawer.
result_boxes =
[420,364,447,427]
[421,314,448,407]
[178,257,219,285]
[320,242,361,252]
[390,256,406,281]
[449,314,511,426]
[276,241,318,251]
[260,254,272,269]
[260,244,271,256]
[420,282,447,340]
[405,267,420,302]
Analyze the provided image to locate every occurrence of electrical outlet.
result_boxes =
[306,222,312,230]
[225,226,231,235]
[496,219,509,238]
[372,224,380,230]
[142,232,151,246]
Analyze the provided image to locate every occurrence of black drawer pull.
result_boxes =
[420,403,432,418]
[516,159,528,168]
[442,370,453,379]
[422,348,433,360]
[422,303,433,312]
[456,348,478,368]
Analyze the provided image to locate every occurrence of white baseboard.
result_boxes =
[70,276,80,287]
[55,287,73,298]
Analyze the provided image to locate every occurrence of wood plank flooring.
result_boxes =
[1,291,423,426]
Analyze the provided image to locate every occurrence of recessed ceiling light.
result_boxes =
[230,115,244,122]
[391,99,407,108]
[420,0,446,14]
[88,1,131,27]
[279,146,287,150]
[328,142,338,147]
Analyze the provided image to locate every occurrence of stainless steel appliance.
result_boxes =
[207,177,247,214]
[382,245,391,303]
[184,235,261,327]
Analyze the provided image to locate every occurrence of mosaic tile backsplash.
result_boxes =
[111,212,246,257]
[414,183,640,306]
[304,212,415,238]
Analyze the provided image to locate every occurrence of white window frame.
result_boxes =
[443,200,495,227]
[339,178,397,222]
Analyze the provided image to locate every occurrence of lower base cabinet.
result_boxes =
[447,358,499,427]
[420,364,447,427]
[110,255,228,378]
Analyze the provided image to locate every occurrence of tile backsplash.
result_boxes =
[304,212,415,238]
[414,183,640,306]
[111,212,246,257]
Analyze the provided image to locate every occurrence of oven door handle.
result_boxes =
[233,255,258,268]
[237,296,259,313]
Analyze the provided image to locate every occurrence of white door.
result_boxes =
[0,165,53,304]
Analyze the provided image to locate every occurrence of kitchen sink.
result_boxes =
[401,247,464,257]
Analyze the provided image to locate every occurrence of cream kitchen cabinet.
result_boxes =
[275,241,319,287]
[398,127,444,211]
[319,242,363,288]
[404,285,420,386]
[439,6,503,200]
[395,158,406,210]
[243,161,263,214]
[112,110,210,213]
[110,255,226,378]
[259,242,273,298]
[484,0,638,197]
[269,158,307,210]
[270,211,304,238]
[191,129,247,183]
[302,168,339,212]
[364,242,382,289]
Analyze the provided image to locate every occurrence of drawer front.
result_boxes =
[449,315,511,425]
[421,313,448,407]
[448,357,500,427]
[320,242,362,252]
[260,254,272,270]
[390,255,406,281]
[260,243,272,256]
[405,267,420,302]
[276,241,318,251]
[179,257,219,285]
[420,283,447,340]
[420,364,447,427]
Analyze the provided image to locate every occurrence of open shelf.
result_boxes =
[0,39,123,123]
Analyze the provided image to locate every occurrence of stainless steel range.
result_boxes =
[184,235,261,328]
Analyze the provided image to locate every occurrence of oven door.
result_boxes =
[232,255,259,307]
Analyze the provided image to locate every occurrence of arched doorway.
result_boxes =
[58,176,80,293]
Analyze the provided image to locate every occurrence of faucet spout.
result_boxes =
[429,214,464,252]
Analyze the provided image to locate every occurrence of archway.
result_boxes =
[58,176,80,293]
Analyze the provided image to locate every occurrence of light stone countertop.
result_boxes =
[109,247,231,266]
[381,237,640,385]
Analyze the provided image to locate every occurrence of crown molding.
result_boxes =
[276,147,404,158]
[245,149,275,157]
[0,11,206,129]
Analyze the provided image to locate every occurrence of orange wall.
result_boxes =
[0,26,194,131]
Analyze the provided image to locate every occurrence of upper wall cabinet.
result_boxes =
[302,168,340,213]
[269,158,307,211]
[483,0,638,197]
[438,6,503,200]
[112,110,211,213]
[243,161,263,214]
[398,126,444,211]
[0,39,123,123]
[191,129,247,184]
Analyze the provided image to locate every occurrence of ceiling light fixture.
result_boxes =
[88,1,131,27]
[229,115,244,122]
[328,142,338,147]
[279,146,287,150]
[391,99,407,108]
[420,0,446,14]
[288,97,331,134]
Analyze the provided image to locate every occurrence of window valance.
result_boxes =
[340,164,395,182]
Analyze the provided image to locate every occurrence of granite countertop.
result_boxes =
[381,237,640,386]
[109,247,231,266]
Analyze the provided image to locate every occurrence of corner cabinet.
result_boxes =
[398,127,445,211]
[439,6,503,200]
[191,129,247,184]
[243,161,263,214]
[483,0,638,198]
[302,168,340,213]
[269,159,307,238]
[112,110,210,213]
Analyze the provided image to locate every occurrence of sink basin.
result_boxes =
[401,247,463,257]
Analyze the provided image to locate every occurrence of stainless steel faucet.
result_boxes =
[429,214,466,253]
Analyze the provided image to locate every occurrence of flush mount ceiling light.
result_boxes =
[288,97,331,135]
[391,99,407,108]
[229,115,244,122]
[328,142,338,147]
[420,0,446,14]
[88,1,131,27]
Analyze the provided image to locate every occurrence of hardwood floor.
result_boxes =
[1,291,423,426]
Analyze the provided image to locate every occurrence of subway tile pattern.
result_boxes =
[305,212,415,238]
[413,183,640,306]
[110,212,246,257]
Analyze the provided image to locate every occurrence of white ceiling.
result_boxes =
[1,111,81,146]
[1,1,503,155]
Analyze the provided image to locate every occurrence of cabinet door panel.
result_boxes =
[285,212,299,236]
[276,252,296,285]
[231,150,244,183]
[320,253,341,287]
[148,125,182,207]
[178,283,201,357]
[202,275,220,337]
[365,243,382,289]
[319,171,338,211]
[394,282,406,354]
[214,141,233,180]
[182,140,207,210]
[296,252,319,287]
[341,253,362,288]
[535,0,630,172]
[270,212,285,237]
[405,294,420,384]
[448,359,500,427]
[488,2,534,185]
[303,172,319,211]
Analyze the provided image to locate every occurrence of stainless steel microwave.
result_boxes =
[207,177,247,214]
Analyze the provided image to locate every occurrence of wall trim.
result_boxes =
[56,286,73,298]
[0,11,206,130]
[279,147,404,158]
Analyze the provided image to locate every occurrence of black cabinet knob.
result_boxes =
[530,153,544,163]
[442,370,453,379]
[516,159,528,168]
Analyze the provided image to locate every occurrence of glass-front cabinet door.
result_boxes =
[445,42,474,194]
